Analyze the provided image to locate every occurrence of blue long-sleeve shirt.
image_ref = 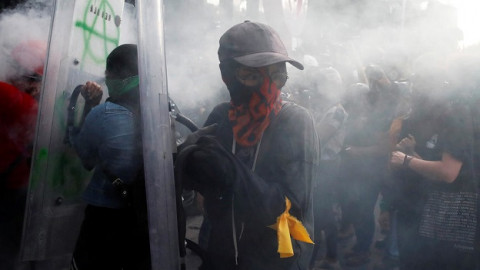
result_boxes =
[72,101,142,209]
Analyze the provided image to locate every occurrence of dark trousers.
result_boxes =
[351,184,379,252]
[0,188,27,269]
[340,173,380,253]
[311,188,338,265]
[311,161,339,266]
[396,208,422,270]
[72,205,150,270]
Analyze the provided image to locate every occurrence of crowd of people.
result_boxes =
[284,40,480,269]
[175,19,480,270]
[2,4,480,270]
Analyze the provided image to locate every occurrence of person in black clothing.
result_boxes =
[175,21,318,270]
[307,67,346,270]
[389,53,478,270]
[338,66,397,267]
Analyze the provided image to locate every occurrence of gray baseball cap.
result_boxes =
[218,21,304,70]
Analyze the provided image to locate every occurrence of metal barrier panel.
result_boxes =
[21,0,125,265]
[137,0,180,269]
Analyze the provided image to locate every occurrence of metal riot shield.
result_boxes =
[137,0,180,269]
[21,0,126,267]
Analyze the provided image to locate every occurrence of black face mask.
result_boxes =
[227,78,260,105]
[220,61,261,106]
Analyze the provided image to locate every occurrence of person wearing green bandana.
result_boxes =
[70,44,150,270]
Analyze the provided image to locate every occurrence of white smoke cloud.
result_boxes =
[0,0,52,81]
[2,0,479,126]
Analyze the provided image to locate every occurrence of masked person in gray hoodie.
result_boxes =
[176,21,319,270]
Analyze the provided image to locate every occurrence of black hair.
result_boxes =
[106,44,138,78]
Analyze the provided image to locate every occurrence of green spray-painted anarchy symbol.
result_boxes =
[75,0,120,70]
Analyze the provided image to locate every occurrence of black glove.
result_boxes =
[185,150,233,192]
[181,136,235,196]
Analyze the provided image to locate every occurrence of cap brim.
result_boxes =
[233,52,304,70]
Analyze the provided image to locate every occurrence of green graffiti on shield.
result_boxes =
[74,0,120,70]
[30,148,49,190]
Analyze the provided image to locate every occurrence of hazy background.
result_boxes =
[1,0,479,126]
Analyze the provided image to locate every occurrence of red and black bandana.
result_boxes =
[228,70,282,147]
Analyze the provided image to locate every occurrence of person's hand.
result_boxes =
[378,211,390,232]
[179,124,217,149]
[396,134,416,154]
[81,81,103,106]
[390,151,407,169]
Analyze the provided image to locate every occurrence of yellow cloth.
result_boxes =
[268,197,314,258]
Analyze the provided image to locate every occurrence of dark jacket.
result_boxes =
[176,102,318,270]
[72,90,143,209]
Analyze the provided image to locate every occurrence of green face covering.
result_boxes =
[105,75,139,97]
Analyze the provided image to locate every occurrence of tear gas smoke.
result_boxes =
[0,0,52,81]
[1,0,480,126]
[2,1,480,268]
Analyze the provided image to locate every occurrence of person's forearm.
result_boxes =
[404,153,462,183]
[412,151,422,159]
